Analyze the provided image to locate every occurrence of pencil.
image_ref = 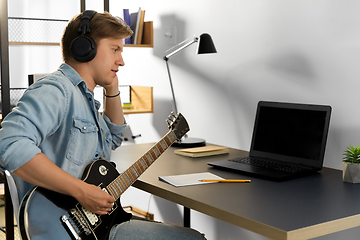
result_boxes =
[200,179,251,183]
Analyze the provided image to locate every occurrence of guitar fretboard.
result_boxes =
[106,130,177,200]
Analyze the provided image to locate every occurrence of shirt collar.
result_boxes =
[58,63,101,110]
[58,63,86,88]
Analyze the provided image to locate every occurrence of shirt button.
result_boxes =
[83,127,87,130]
[95,154,99,157]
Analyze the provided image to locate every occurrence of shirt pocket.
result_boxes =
[66,118,99,165]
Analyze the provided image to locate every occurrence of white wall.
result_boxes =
[109,0,360,171]
[7,0,360,239]
[109,2,360,238]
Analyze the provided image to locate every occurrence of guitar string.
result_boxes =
[74,131,178,237]
[106,130,177,199]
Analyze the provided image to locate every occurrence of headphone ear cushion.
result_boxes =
[70,36,97,62]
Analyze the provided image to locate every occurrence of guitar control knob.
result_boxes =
[99,165,108,176]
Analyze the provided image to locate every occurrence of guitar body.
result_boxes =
[19,160,132,240]
[19,113,190,240]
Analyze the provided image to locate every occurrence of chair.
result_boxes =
[4,170,20,240]
[5,171,19,219]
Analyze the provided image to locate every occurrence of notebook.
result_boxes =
[208,101,332,180]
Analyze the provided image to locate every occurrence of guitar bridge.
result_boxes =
[67,208,93,236]
[61,215,82,240]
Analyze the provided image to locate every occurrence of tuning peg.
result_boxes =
[168,116,175,122]
[166,112,182,129]
[182,134,188,140]
[176,134,188,143]
[166,112,177,124]
[170,111,178,118]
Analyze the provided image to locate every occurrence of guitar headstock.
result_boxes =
[166,112,190,141]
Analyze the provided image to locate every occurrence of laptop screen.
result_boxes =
[250,101,332,168]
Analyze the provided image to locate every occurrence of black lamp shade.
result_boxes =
[197,33,217,54]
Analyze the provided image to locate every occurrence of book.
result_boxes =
[129,12,138,44]
[136,10,146,44]
[119,85,131,104]
[174,146,229,158]
[159,172,224,187]
[133,7,142,44]
[122,103,134,110]
[123,9,131,44]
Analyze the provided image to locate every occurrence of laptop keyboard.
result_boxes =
[229,157,313,173]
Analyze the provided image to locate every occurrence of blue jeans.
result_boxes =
[109,220,205,240]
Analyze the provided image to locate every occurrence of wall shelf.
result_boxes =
[9,42,59,46]
[8,17,68,45]
[124,21,153,48]
[8,19,154,48]
[124,85,153,114]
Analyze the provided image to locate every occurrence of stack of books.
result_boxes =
[174,146,229,158]
[123,8,152,45]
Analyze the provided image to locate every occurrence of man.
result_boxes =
[0,10,205,240]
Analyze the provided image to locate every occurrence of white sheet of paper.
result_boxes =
[159,172,224,187]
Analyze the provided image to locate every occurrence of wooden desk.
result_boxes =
[111,143,360,240]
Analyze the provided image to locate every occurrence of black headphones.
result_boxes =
[70,10,97,62]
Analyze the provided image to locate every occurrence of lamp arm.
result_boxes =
[165,59,178,114]
[163,37,198,60]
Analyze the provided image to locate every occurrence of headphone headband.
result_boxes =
[78,10,96,35]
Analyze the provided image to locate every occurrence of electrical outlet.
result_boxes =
[164,26,177,45]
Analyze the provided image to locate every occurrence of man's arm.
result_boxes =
[103,76,125,126]
[13,153,114,215]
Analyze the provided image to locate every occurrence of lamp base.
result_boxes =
[172,137,206,148]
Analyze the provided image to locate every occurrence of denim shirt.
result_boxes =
[0,63,126,202]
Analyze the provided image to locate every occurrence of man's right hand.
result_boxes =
[75,182,115,215]
[14,153,115,215]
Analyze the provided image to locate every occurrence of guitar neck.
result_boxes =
[107,130,177,200]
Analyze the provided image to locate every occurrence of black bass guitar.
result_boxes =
[19,113,189,240]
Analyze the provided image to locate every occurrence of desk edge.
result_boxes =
[288,213,360,240]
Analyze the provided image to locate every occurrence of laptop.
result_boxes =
[208,101,332,180]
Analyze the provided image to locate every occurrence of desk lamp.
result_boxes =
[164,33,217,147]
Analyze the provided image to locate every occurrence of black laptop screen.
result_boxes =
[251,103,331,165]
